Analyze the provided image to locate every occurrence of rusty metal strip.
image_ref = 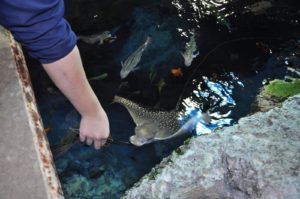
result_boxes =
[7,30,64,199]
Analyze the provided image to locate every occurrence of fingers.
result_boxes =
[94,140,101,149]
[81,136,107,149]
[86,138,93,146]
[80,134,86,142]
[94,139,107,149]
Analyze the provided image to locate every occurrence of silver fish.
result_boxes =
[78,31,116,45]
[113,96,211,146]
[120,36,152,79]
[181,32,199,67]
[244,1,272,15]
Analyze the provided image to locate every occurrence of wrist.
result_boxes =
[80,103,106,119]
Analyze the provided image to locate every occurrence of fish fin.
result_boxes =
[157,128,187,140]
[121,61,124,67]
[98,40,104,45]
[145,35,153,45]
[193,51,199,58]
[112,95,122,104]
[78,37,90,44]
[200,112,212,125]
[180,51,185,59]
[44,127,51,134]
[132,66,140,72]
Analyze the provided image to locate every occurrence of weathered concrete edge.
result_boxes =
[2,27,64,198]
[123,94,300,198]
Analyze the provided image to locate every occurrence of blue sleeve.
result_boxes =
[0,0,77,64]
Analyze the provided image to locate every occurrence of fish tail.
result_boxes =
[145,35,153,46]
[193,51,200,58]
[112,95,122,104]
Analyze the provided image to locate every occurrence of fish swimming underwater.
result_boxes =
[243,1,272,15]
[181,32,199,67]
[171,67,183,77]
[50,129,131,159]
[113,96,211,146]
[50,128,81,159]
[120,36,152,79]
[78,30,116,45]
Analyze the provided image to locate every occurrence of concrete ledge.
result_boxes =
[0,26,63,199]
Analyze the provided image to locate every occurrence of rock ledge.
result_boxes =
[124,94,300,199]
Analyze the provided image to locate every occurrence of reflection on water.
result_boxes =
[172,0,232,17]
[180,72,244,135]
[204,77,236,106]
[172,0,234,31]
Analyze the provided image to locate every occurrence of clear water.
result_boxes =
[27,0,300,198]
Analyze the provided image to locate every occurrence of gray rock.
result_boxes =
[123,94,300,199]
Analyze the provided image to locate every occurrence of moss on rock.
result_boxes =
[251,79,300,112]
[262,79,300,98]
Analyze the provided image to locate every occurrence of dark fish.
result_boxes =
[50,129,80,159]
[50,129,132,159]
[88,168,106,179]
[78,31,116,45]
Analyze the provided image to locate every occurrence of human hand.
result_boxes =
[79,109,110,149]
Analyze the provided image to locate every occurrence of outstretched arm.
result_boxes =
[43,46,110,149]
[0,0,110,149]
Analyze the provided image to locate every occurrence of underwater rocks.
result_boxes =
[61,166,131,199]
[63,175,91,197]
[123,94,300,199]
